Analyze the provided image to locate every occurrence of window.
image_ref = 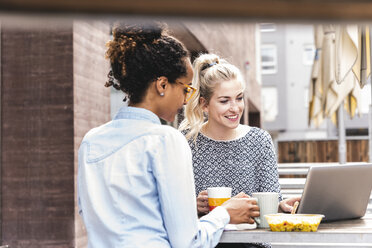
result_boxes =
[261,44,277,74]
[262,87,278,122]
[260,23,276,32]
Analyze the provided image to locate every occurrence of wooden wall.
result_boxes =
[1,21,75,247]
[0,20,110,248]
[278,139,369,163]
[2,0,372,21]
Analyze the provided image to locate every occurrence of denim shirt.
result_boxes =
[78,106,229,248]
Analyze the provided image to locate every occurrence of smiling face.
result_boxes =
[202,79,245,131]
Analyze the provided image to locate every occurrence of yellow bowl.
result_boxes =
[265,214,325,232]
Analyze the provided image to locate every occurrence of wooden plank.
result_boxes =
[271,243,372,248]
[0,20,110,248]
[282,194,302,200]
[278,162,340,168]
[278,140,369,163]
[278,168,309,176]
[1,23,75,247]
[2,0,372,21]
[280,189,303,194]
[278,178,306,189]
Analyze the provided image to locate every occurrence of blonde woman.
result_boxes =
[180,54,300,248]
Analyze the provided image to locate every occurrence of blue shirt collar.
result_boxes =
[114,106,161,125]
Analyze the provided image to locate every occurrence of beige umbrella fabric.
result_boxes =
[308,25,325,127]
[335,25,370,118]
[309,24,370,126]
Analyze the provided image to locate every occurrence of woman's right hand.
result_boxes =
[197,190,209,215]
[222,195,260,224]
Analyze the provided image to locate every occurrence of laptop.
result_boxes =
[296,163,372,222]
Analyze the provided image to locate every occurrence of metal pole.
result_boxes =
[338,103,347,164]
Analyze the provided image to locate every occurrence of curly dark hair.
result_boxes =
[105,22,190,104]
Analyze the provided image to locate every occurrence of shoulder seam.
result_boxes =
[85,133,164,163]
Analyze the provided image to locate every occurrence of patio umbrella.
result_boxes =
[335,25,369,118]
[308,24,370,163]
[308,25,324,127]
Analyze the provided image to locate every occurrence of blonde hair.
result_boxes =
[179,53,245,141]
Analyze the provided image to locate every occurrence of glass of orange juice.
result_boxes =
[207,187,232,211]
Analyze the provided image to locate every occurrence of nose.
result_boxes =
[229,101,239,112]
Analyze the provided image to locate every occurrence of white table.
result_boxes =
[220,214,372,244]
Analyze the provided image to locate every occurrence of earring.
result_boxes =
[160,93,164,96]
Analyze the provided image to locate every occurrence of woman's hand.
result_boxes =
[197,190,209,215]
[222,196,260,224]
[279,196,301,213]
[233,192,250,198]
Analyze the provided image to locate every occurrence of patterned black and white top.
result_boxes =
[185,126,281,248]
[188,126,282,201]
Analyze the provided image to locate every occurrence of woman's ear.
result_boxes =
[155,76,168,96]
[200,97,208,113]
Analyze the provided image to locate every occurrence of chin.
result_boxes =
[223,119,239,126]
[228,124,239,129]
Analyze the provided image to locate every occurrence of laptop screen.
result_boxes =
[297,163,372,221]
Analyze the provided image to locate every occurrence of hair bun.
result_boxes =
[106,22,168,77]
[113,22,166,44]
[201,59,219,71]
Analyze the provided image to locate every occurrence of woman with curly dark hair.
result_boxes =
[77,22,259,248]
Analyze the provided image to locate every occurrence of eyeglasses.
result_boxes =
[178,82,196,103]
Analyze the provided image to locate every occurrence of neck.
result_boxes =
[202,122,239,141]
[130,101,154,112]
[129,86,159,116]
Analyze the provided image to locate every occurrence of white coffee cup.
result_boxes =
[251,192,279,228]
[207,187,232,211]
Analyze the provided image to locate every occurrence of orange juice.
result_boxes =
[207,187,232,211]
[208,197,230,211]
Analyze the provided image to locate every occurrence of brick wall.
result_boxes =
[73,21,111,248]
[1,21,75,247]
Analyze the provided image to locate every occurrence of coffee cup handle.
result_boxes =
[254,217,260,225]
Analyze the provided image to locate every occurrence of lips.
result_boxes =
[226,115,239,121]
